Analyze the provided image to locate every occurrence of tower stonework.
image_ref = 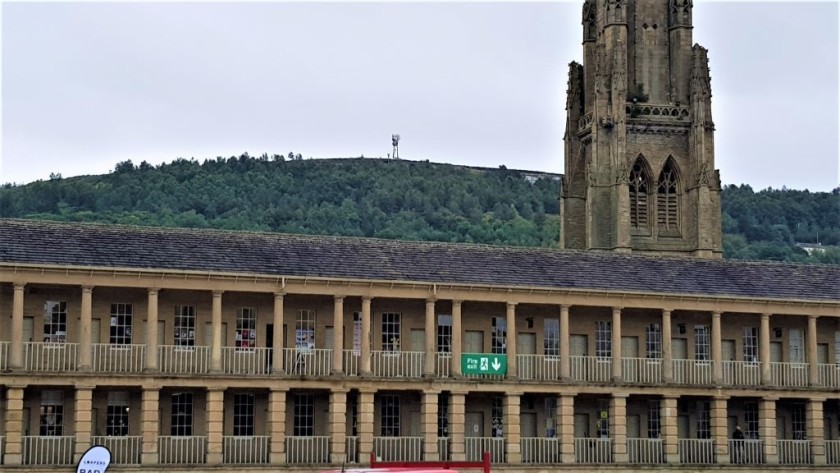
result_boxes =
[561,0,723,258]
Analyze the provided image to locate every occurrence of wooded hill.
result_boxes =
[1,154,838,264]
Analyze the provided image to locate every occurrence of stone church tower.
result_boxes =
[560,0,723,258]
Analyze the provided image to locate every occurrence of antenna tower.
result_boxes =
[391,134,400,159]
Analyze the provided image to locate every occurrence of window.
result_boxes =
[381,395,400,436]
[43,301,67,343]
[789,328,804,363]
[491,317,507,354]
[171,393,193,436]
[293,393,314,436]
[744,402,759,439]
[595,321,612,358]
[835,332,840,364]
[743,327,758,363]
[382,313,401,352]
[492,397,504,438]
[791,404,806,440]
[236,308,257,350]
[545,398,557,437]
[353,312,362,355]
[648,400,661,438]
[107,391,130,436]
[174,306,196,348]
[296,310,316,351]
[233,394,255,436]
[697,400,711,439]
[39,390,64,436]
[695,325,710,361]
[657,159,679,232]
[437,315,452,354]
[629,158,650,231]
[596,399,609,438]
[110,304,133,345]
[438,392,449,437]
[545,319,560,357]
[646,323,662,359]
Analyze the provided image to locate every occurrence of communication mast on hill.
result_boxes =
[391,134,400,159]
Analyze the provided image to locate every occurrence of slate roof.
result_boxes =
[0,219,837,302]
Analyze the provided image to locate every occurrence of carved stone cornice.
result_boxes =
[626,123,690,135]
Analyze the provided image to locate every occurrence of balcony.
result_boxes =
[371,351,424,378]
[343,350,360,375]
[622,358,662,384]
[826,439,840,464]
[282,348,332,376]
[0,342,8,370]
[722,360,761,386]
[436,353,451,377]
[222,435,270,464]
[777,439,811,465]
[770,362,809,387]
[346,436,360,463]
[22,436,75,465]
[672,359,713,385]
[23,342,78,372]
[372,436,423,461]
[678,439,714,464]
[286,436,329,463]
[818,363,840,388]
[520,437,561,464]
[92,344,145,373]
[728,439,764,464]
[627,438,664,464]
[158,436,206,464]
[517,355,562,381]
[158,345,210,374]
[465,437,505,463]
[90,436,141,464]
[221,347,271,375]
[570,356,612,383]
[438,437,451,461]
[574,438,612,463]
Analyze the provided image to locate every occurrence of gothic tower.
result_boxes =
[560,0,722,258]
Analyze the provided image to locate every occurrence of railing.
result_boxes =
[223,435,269,464]
[371,351,424,378]
[622,358,662,384]
[770,362,809,387]
[818,364,840,388]
[722,360,761,386]
[373,436,423,461]
[286,436,330,463]
[0,342,9,370]
[569,356,612,383]
[346,436,359,463]
[91,436,141,464]
[465,437,505,463]
[343,350,360,375]
[282,348,332,376]
[22,436,75,465]
[672,359,713,385]
[23,342,78,371]
[521,437,561,464]
[436,353,451,377]
[158,436,206,464]
[438,437,451,461]
[221,347,271,375]
[574,438,612,463]
[578,111,594,131]
[158,345,210,374]
[678,439,715,464]
[626,102,690,120]
[777,439,811,465]
[517,355,562,381]
[92,344,145,373]
[728,439,764,464]
[825,439,840,464]
[628,438,664,464]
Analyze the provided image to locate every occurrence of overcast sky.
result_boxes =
[2,1,838,191]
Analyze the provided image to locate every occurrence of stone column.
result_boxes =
[451,301,463,376]
[807,398,826,465]
[74,386,95,461]
[424,299,436,376]
[361,297,372,376]
[358,390,375,464]
[711,311,722,383]
[332,296,344,374]
[506,302,517,379]
[141,387,160,465]
[610,394,628,463]
[560,305,571,380]
[268,388,287,464]
[662,309,673,382]
[449,391,466,461]
[808,315,819,387]
[272,293,285,374]
[3,385,26,465]
[504,393,521,463]
[10,283,25,369]
[329,389,349,463]
[711,396,729,463]
[210,290,224,372]
[558,395,575,463]
[612,307,622,381]
[145,289,159,371]
[759,398,778,464]
[760,313,771,384]
[421,390,440,460]
[662,395,679,463]
[79,286,94,370]
[206,388,224,464]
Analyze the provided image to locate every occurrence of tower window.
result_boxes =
[629,160,650,231]
[657,160,680,233]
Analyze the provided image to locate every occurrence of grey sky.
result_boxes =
[2,1,838,191]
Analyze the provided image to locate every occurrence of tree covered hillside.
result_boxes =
[0,154,837,264]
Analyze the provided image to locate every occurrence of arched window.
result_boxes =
[628,158,650,231]
[657,159,680,232]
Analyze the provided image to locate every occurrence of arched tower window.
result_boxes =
[628,157,651,231]
[657,159,680,233]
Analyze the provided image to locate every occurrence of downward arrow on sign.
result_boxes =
[491,358,502,371]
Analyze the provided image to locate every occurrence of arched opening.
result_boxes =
[657,158,681,234]
[628,156,651,232]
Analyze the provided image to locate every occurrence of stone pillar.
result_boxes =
[424,299,436,377]
[361,297,372,376]
[74,386,95,460]
[79,286,94,370]
[504,393,521,463]
[610,394,628,463]
[451,301,463,376]
[808,315,819,387]
[662,395,679,463]
[268,388,287,464]
[449,391,466,461]
[612,307,622,381]
[560,305,571,380]
[711,312,722,383]
[10,283,25,369]
[210,290,224,372]
[332,296,344,374]
[759,398,778,464]
[506,302,517,379]
[711,396,729,463]
[330,389,349,463]
[421,390,440,460]
[760,313,771,384]
[558,395,575,463]
[146,289,159,371]
[272,293,285,374]
[3,386,26,465]
[807,399,826,465]
[206,388,224,464]
[358,390,375,464]
[141,387,160,465]
[662,309,673,382]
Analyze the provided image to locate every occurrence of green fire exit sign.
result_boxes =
[461,353,507,375]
